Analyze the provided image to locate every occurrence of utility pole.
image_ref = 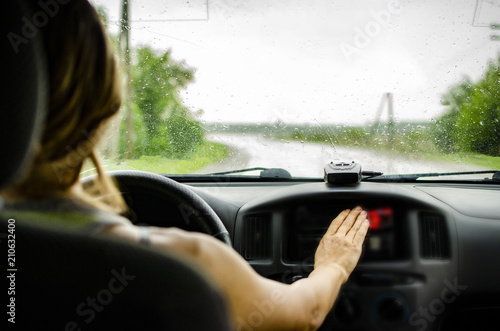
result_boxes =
[119,0,134,159]
[371,94,386,135]
[370,92,395,147]
[387,92,395,147]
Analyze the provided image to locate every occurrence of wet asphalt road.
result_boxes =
[196,134,484,178]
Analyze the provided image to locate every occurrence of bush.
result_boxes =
[165,109,204,158]
[432,110,460,153]
[128,114,204,159]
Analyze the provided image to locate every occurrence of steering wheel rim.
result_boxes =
[85,170,232,246]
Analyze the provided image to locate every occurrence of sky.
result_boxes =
[90,0,500,125]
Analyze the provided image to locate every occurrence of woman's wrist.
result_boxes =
[312,263,349,284]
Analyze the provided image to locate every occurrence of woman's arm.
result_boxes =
[105,207,369,330]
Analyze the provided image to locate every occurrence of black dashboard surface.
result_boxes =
[184,180,500,331]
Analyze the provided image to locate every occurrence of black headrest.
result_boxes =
[0,0,47,189]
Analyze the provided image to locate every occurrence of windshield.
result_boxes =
[87,0,500,178]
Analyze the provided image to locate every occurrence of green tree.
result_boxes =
[96,11,205,159]
[130,46,204,158]
[433,78,473,152]
[455,63,500,155]
[435,59,500,156]
[132,47,193,138]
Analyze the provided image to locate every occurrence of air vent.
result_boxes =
[419,213,449,259]
[242,215,271,260]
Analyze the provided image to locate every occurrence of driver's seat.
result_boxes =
[0,1,232,330]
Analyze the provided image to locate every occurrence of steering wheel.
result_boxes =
[85,170,232,246]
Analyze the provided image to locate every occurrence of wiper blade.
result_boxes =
[364,170,500,182]
[208,167,292,179]
[361,171,384,178]
[208,167,270,175]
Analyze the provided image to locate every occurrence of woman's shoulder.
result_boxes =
[1,197,132,234]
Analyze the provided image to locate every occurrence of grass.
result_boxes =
[81,141,229,176]
[362,137,500,170]
[277,130,500,171]
[424,152,500,170]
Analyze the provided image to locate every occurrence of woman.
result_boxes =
[2,0,370,330]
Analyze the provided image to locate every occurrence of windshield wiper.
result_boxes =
[208,167,292,179]
[208,167,269,175]
[164,167,321,183]
[364,170,500,183]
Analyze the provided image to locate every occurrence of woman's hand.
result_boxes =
[314,207,370,283]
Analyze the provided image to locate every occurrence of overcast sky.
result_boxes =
[90,0,500,125]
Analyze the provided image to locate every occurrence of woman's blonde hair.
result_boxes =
[7,0,127,215]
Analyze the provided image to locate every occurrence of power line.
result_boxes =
[110,18,208,23]
[109,0,210,23]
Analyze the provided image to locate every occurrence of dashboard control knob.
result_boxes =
[334,297,360,324]
[377,296,406,324]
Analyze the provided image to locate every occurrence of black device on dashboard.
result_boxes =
[324,161,362,185]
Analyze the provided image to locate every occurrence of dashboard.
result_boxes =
[127,177,500,331]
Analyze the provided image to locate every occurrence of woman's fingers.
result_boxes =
[335,207,363,236]
[324,207,369,242]
[324,209,351,236]
[345,210,368,241]
[353,218,370,247]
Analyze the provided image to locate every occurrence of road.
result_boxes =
[197,134,484,178]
